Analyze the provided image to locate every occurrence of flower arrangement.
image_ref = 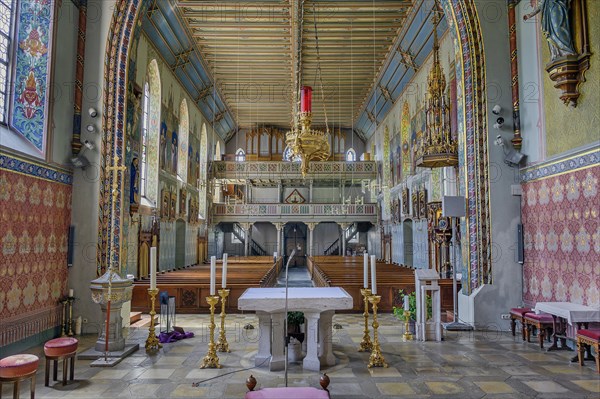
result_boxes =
[392,289,432,322]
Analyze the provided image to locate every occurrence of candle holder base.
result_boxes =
[145,288,162,353]
[358,289,373,352]
[200,296,221,369]
[402,310,413,342]
[216,289,231,353]
[367,295,388,368]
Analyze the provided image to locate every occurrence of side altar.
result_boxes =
[238,287,353,371]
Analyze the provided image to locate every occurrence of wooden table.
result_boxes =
[534,302,600,361]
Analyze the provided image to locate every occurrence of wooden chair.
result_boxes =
[523,312,554,349]
[0,354,39,399]
[577,329,600,374]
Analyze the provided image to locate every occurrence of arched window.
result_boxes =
[140,82,150,198]
[177,99,189,182]
[142,59,161,205]
[235,148,246,162]
[199,124,208,218]
[346,148,356,162]
[214,141,222,161]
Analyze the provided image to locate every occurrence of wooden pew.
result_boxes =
[131,257,281,313]
[308,256,458,314]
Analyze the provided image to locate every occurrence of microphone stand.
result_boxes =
[284,250,296,388]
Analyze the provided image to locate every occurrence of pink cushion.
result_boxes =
[0,354,39,378]
[510,307,532,317]
[245,387,329,399]
[44,337,79,357]
[578,329,600,341]
[524,312,554,322]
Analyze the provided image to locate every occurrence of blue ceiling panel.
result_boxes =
[157,0,191,50]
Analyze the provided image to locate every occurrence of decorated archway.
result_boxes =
[98,0,490,294]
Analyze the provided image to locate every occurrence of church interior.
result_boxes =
[0,0,599,398]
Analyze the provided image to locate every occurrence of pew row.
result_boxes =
[131,257,281,314]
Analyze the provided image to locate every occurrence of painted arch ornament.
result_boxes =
[99,0,491,294]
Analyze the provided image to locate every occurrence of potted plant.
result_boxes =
[287,311,305,362]
[393,290,432,335]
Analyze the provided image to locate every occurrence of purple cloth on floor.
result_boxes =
[158,330,194,343]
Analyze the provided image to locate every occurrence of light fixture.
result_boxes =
[71,153,90,169]
[492,105,502,115]
[285,3,331,177]
[415,1,458,168]
[83,140,95,150]
[86,124,96,133]
[493,117,504,130]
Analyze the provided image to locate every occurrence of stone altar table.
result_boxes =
[238,287,353,371]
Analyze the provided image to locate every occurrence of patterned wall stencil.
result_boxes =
[10,0,55,153]
[0,169,71,346]
[522,165,599,307]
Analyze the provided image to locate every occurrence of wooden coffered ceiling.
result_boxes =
[143,0,446,141]
[177,0,413,132]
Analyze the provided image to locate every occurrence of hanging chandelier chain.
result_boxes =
[312,3,329,134]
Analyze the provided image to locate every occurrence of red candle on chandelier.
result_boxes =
[301,86,312,113]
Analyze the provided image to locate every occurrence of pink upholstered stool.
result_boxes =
[245,387,330,399]
[577,329,600,373]
[43,337,78,387]
[509,307,531,341]
[523,313,553,349]
[0,354,39,399]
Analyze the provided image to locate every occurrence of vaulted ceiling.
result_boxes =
[142,0,447,141]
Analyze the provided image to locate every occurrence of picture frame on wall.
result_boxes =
[402,188,409,216]
[170,191,177,221]
[180,188,187,217]
[411,190,419,218]
[161,189,170,219]
[419,189,427,219]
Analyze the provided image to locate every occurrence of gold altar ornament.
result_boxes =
[200,295,221,368]
[216,289,231,353]
[145,288,162,352]
[367,295,388,368]
[358,288,373,352]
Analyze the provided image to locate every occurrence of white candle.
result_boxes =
[150,247,157,290]
[404,295,410,311]
[69,288,74,298]
[222,253,228,288]
[370,255,377,295]
[363,253,368,289]
[210,256,216,295]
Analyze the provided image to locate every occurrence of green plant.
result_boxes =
[392,289,432,322]
[287,311,304,333]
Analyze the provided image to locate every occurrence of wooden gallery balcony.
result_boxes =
[211,161,377,181]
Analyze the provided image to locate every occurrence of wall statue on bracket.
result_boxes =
[523,0,591,107]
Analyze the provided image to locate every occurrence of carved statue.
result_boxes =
[130,157,139,205]
[524,0,576,61]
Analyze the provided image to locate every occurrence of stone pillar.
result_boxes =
[319,310,336,367]
[278,182,283,203]
[309,179,314,202]
[240,222,251,256]
[270,312,285,371]
[256,311,271,367]
[340,223,350,256]
[275,222,284,256]
[307,222,317,257]
[303,312,321,371]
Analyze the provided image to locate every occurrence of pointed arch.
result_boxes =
[214,141,221,161]
[144,59,161,205]
[346,148,356,162]
[178,99,189,182]
[199,123,208,219]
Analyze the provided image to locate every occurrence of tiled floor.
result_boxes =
[3,314,599,398]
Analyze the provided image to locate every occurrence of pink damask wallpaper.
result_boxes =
[0,169,71,346]
[522,165,599,307]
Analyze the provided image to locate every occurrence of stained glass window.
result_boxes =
[140,82,150,198]
[346,148,356,162]
[0,0,15,123]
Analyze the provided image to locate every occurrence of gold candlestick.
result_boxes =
[145,288,162,352]
[60,299,68,337]
[67,297,75,336]
[402,310,413,342]
[200,295,221,368]
[367,295,388,368]
[216,289,231,353]
[358,288,373,352]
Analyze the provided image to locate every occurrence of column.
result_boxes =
[270,312,285,371]
[255,311,272,367]
[307,223,317,257]
[302,312,321,371]
[275,223,284,256]
[340,223,350,256]
[278,182,283,203]
[318,310,336,367]
[309,179,314,203]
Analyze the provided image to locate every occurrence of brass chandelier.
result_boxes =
[286,86,331,176]
[415,3,458,168]
[286,1,331,177]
